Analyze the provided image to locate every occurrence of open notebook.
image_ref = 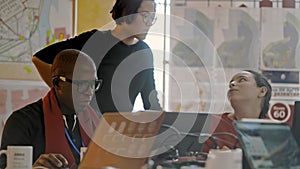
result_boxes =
[78,111,165,169]
[234,120,300,169]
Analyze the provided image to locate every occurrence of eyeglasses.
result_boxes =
[139,12,157,26]
[54,75,102,93]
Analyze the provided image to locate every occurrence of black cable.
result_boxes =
[210,132,240,149]
[199,132,240,149]
[157,125,203,156]
[199,133,219,149]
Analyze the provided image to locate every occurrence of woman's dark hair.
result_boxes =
[244,70,272,119]
[110,0,155,25]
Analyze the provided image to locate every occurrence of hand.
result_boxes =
[33,154,68,169]
[221,145,230,150]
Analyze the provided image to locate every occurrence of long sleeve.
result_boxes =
[33,29,98,64]
[0,100,45,168]
[141,67,162,110]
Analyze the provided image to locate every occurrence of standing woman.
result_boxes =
[32,0,161,114]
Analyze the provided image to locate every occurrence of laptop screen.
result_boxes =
[234,121,300,169]
[79,111,165,169]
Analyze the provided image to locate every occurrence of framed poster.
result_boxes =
[0,0,74,80]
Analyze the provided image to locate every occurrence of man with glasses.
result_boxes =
[1,49,100,168]
[32,0,161,114]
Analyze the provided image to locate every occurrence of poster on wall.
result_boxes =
[261,8,300,125]
[214,7,260,69]
[261,8,300,69]
[0,0,73,80]
[169,5,219,112]
[168,5,261,113]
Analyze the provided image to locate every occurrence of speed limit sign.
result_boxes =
[268,103,291,123]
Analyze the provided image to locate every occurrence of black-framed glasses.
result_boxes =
[54,75,102,93]
[139,12,157,26]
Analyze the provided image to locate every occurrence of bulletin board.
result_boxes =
[0,0,116,80]
[0,0,74,80]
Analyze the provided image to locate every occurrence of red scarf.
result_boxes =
[43,88,99,167]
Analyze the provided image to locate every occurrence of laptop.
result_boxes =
[78,111,165,169]
[234,120,300,169]
[293,101,300,147]
[151,112,210,157]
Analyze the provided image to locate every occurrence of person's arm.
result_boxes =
[138,44,162,111]
[141,68,162,111]
[32,42,63,88]
[32,40,68,87]
[32,57,52,87]
[32,40,70,88]
[32,29,97,87]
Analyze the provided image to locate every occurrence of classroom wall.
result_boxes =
[1,0,299,142]
[77,0,115,34]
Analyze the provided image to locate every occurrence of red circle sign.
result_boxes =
[269,103,290,123]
